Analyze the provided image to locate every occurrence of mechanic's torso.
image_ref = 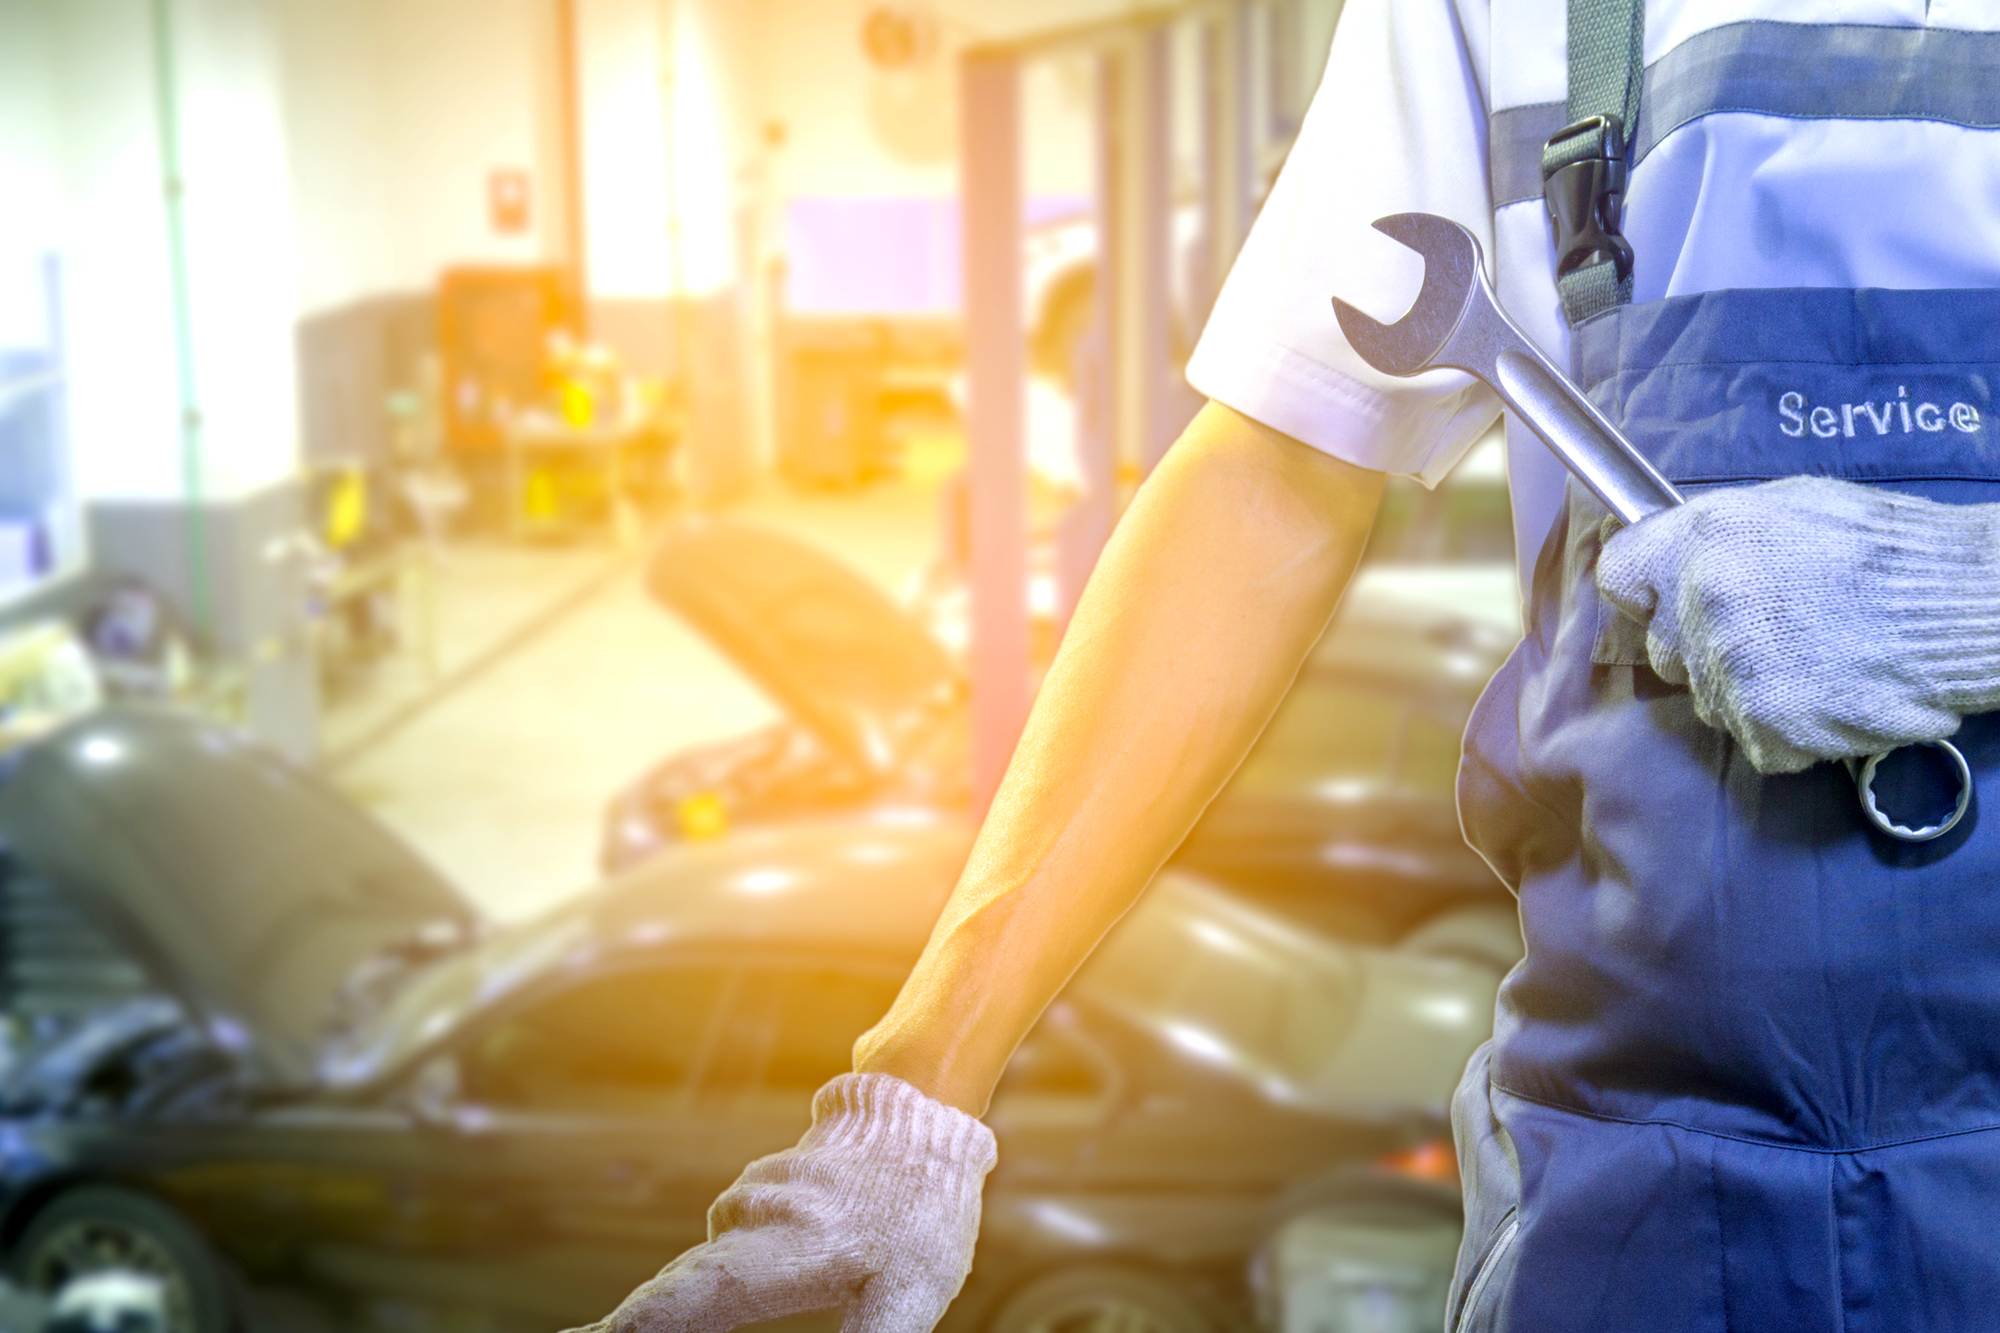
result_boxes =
[1445,6,2000,1328]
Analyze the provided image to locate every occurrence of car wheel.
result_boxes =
[985,1265,1215,1333]
[13,1185,234,1333]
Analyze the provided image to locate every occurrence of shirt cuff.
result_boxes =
[1185,333,1498,487]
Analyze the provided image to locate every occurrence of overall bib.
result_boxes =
[1447,294,2000,1328]
[1440,6,2000,1327]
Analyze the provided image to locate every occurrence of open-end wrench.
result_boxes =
[1331,211,1970,843]
[1332,212,1681,526]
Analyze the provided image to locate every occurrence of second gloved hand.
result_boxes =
[567,1073,997,1333]
[1595,475,2000,774]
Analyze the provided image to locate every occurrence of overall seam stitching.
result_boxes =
[1710,1145,1736,1333]
[1829,1152,1849,1333]
[1491,1080,2000,1156]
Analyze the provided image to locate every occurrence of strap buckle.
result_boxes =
[1541,114,1633,284]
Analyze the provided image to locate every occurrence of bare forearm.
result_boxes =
[853,403,1385,1114]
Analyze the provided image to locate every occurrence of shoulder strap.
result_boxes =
[1541,0,1644,326]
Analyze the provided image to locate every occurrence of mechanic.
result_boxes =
[576,2,2000,1330]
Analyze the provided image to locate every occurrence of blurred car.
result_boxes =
[602,516,1522,954]
[0,709,1499,1333]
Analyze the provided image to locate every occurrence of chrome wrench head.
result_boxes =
[1329,213,1485,378]
[1331,210,1685,528]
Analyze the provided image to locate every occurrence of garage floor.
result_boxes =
[322,474,948,924]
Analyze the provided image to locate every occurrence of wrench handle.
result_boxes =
[1490,349,1684,526]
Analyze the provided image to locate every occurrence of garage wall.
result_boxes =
[6,0,316,752]
[275,0,756,313]
[272,0,576,467]
[26,0,301,505]
[0,2,64,354]
[15,0,1351,490]
[266,0,399,315]
[274,0,568,316]
[270,0,1347,328]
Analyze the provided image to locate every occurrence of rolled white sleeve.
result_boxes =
[1188,0,1504,485]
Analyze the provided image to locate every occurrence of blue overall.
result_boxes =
[1446,288,2000,1331]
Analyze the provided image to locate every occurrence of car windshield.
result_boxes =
[319,904,596,1086]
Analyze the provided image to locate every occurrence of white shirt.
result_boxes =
[1188,0,2000,584]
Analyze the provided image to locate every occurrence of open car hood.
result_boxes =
[647,521,962,774]
[0,708,480,1086]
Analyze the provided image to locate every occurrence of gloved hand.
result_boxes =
[1595,475,2000,774]
[566,1073,997,1333]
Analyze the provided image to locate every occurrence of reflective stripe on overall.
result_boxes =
[1446,291,2000,1328]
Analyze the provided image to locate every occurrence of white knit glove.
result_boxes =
[566,1073,998,1333]
[1595,475,2000,775]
